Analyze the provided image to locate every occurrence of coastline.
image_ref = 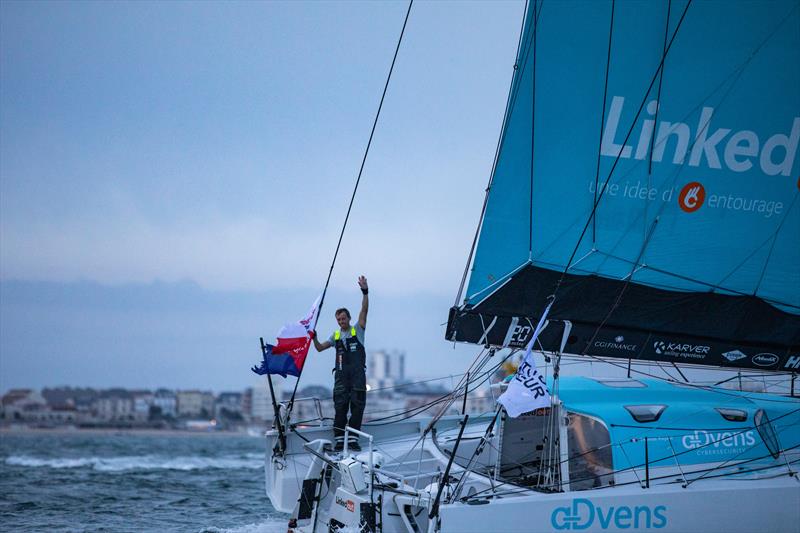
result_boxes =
[0,426,265,437]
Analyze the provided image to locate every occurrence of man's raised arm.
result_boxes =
[358,275,369,329]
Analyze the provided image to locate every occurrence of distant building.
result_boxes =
[462,386,497,416]
[290,385,333,423]
[176,390,214,418]
[368,350,406,393]
[250,380,275,422]
[1,389,48,422]
[152,389,177,418]
[94,392,134,422]
[402,382,450,416]
[41,387,98,417]
[216,392,244,420]
[131,391,153,422]
[242,388,253,419]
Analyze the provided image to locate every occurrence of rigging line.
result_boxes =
[465,440,797,502]
[534,39,771,285]
[576,351,800,404]
[465,404,800,501]
[647,0,671,177]
[367,347,494,425]
[754,189,800,295]
[528,0,539,257]
[592,0,616,246]
[368,349,510,402]
[455,0,532,306]
[594,1,800,298]
[580,216,660,356]
[535,39,759,272]
[713,189,800,293]
[366,346,507,438]
[567,410,800,488]
[616,1,796,257]
[371,407,493,471]
[553,0,693,296]
[287,0,414,415]
[686,432,800,487]
[609,58,753,293]
[503,454,800,500]
[586,248,800,312]
[566,444,800,494]
[643,0,671,255]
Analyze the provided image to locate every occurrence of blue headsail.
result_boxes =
[447,0,800,371]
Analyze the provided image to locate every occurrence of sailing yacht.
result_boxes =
[265,1,800,531]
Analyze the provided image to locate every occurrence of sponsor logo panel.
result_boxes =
[639,337,789,370]
[551,498,667,530]
[678,182,705,213]
[652,340,710,360]
[593,335,639,353]
[506,322,533,348]
[722,350,747,362]
[335,496,355,512]
[680,429,757,456]
[587,332,650,358]
[751,353,779,367]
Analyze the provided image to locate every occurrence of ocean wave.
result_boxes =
[244,452,264,460]
[201,519,365,533]
[200,519,289,533]
[4,454,263,472]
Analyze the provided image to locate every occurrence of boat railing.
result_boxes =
[281,397,328,427]
[345,425,376,497]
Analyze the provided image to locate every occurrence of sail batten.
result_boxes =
[449,0,800,371]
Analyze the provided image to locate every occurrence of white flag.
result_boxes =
[497,301,553,418]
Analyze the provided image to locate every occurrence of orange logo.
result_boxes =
[678,182,705,213]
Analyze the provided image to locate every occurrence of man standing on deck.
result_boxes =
[311,276,369,452]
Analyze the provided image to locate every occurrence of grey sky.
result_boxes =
[0,1,525,391]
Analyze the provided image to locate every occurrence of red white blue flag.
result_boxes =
[252,295,321,378]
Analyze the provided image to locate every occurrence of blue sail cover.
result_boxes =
[447,0,800,371]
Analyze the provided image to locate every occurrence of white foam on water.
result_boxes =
[200,517,288,533]
[244,452,265,460]
[5,454,263,472]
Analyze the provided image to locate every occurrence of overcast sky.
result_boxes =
[0,0,526,392]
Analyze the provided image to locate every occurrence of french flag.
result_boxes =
[252,296,321,378]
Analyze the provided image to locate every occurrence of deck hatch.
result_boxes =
[715,408,748,422]
[624,404,667,423]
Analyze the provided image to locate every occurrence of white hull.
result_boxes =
[439,478,800,532]
[264,412,800,532]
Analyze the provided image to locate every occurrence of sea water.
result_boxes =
[0,431,289,532]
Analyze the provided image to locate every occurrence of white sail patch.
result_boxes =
[601,96,799,177]
[497,351,551,418]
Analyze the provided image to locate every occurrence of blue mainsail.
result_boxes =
[448,0,799,370]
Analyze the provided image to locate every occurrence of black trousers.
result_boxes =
[333,370,366,441]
